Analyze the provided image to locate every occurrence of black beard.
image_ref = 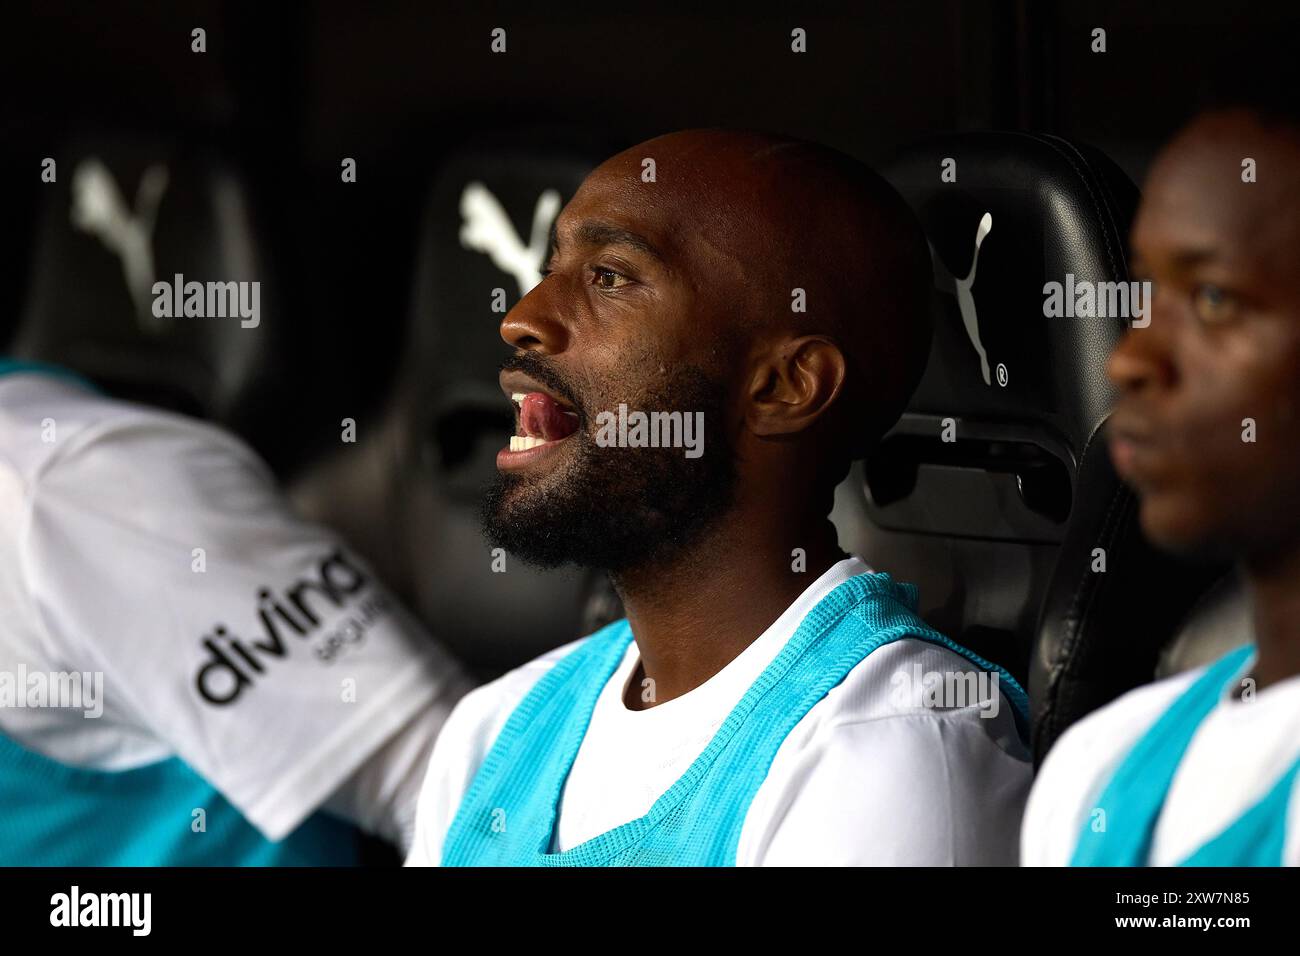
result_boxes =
[481,361,737,574]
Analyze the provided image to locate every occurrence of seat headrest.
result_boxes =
[870,132,1142,541]
[1028,442,1230,762]
[834,132,1142,690]
[887,131,1139,449]
[410,146,598,380]
[1157,573,1252,679]
[13,135,286,440]
[304,140,613,673]
[404,143,604,496]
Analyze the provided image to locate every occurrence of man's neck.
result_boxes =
[610,517,846,710]
[1244,542,1300,690]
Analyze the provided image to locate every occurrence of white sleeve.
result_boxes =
[323,671,475,853]
[22,413,471,842]
[1020,676,1195,866]
[405,684,513,867]
[742,713,1032,866]
[1020,722,1100,867]
[406,639,585,866]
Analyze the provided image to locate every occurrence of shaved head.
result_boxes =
[572,129,933,463]
[487,128,933,573]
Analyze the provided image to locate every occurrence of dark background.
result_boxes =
[5,0,1299,455]
[1,1,1297,676]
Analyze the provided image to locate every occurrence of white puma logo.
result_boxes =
[458,182,562,298]
[932,212,993,385]
[70,158,171,333]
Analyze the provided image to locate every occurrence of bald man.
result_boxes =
[1023,96,1300,865]
[408,129,1032,867]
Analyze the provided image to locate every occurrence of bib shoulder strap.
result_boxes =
[1071,643,1255,866]
[1180,753,1300,866]
[0,358,97,391]
[440,620,633,865]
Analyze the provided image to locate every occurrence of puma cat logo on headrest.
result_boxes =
[932,212,993,386]
[70,158,171,334]
[459,182,562,298]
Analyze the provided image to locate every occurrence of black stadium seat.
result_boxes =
[830,131,1227,761]
[1156,573,1251,678]
[291,136,616,677]
[12,134,295,464]
[22,129,1240,734]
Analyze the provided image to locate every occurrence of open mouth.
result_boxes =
[509,391,581,450]
[497,368,584,471]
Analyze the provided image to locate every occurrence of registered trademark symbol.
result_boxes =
[996,363,1008,387]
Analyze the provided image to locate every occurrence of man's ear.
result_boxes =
[745,335,847,438]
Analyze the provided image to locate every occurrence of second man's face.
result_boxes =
[1108,110,1300,563]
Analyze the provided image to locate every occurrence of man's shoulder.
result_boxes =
[443,635,600,746]
[744,636,1033,865]
[754,634,1033,826]
[826,634,1021,726]
[1043,665,1203,775]
[1021,666,1204,864]
[407,632,603,866]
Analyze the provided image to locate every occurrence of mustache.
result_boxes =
[499,352,585,414]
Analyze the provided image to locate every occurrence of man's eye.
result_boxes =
[1192,284,1237,324]
[590,266,630,291]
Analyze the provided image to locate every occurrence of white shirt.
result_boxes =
[0,371,466,844]
[1022,648,1300,866]
[408,557,1032,866]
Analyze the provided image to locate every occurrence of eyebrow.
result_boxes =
[1167,247,1222,268]
[1130,244,1226,275]
[549,220,665,262]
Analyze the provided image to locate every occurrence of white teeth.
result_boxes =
[510,435,550,451]
[511,391,577,417]
[511,395,551,452]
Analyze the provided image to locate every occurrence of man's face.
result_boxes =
[482,149,749,572]
[1108,111,1300,562]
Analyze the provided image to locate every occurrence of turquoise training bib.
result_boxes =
[0,357,97,391]
[0,726,360,866]
[442,571,1029,866]
[1071,643,1300,866]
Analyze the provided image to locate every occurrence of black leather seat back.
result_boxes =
[402,145,608,672]
[13,135,288,453]
[831,133,1238,760]
[1157,573,1251,679]
[833,132,1140,693]
[1029,444,1230,761]
[293,139,614,676]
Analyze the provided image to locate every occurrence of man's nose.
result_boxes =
[500,283,571,354]
[1106,315,1176,394]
